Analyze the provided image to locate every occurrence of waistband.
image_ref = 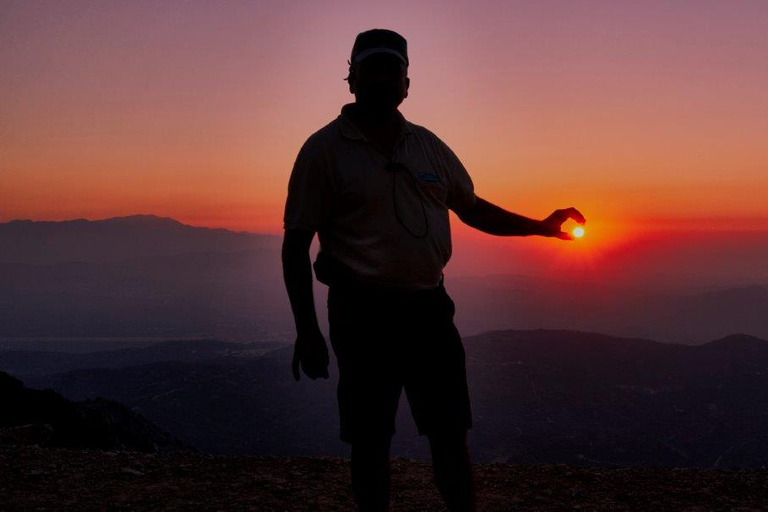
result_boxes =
[329,274,445,297]
[315,251,445,296]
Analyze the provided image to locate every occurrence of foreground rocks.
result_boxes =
[1,444,767,511]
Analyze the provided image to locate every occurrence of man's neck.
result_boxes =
[349,103,400,134]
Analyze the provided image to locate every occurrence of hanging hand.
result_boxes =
[292,327,330,381]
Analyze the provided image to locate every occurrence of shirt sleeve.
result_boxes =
[438,137,477,214]
[283,137,335,231]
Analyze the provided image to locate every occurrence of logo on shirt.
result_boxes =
[418,172,441,185]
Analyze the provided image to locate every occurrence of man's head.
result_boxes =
[344,29,410,112]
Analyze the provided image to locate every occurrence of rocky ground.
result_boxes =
[2,444,767,511]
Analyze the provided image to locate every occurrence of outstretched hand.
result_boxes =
[541,207,586,240]
[292,328,330,381]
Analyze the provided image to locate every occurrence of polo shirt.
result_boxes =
[283,102,477,291]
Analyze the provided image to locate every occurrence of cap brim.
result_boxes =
[352,47,408,66]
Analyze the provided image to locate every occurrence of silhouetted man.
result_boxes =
[282,28,586,512]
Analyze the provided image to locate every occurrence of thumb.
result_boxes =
[557,231,573,240]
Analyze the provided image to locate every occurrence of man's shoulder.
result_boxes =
[405,120,452,152]
[299,117,344,151]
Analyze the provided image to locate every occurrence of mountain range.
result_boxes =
[2,214,767,343]
[4,329,768,468]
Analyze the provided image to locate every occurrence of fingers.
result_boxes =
[302,365,330,380]
[552,207,586,225]
[304,356,330,379]
[292,346,330,381]
[563,207,586,224]
[557,231,573,241]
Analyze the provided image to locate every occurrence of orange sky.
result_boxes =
[2,0,767,255]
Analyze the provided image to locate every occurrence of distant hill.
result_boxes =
[9,329,768,467]
[0,214,280,264]
[697,332,768,350]
[448,275,768,343]
[0,215,293,340]
[464,329,768,467]
[0,370,194,453]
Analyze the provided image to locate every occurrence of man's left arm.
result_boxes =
[454,197,544,236]
[435,133,586,239]
[454,197,584,240]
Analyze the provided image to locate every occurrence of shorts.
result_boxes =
[326,276,473,444]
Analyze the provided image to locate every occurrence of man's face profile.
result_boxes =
[349,53,409,111]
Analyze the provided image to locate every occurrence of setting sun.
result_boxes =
[573,226,585,238]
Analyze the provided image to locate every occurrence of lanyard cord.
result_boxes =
[365,132,430,239]
[387,162,429,238]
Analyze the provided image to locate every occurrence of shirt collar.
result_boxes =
[338,102,413,141]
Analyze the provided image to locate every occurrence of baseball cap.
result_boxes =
[350,29,409,67]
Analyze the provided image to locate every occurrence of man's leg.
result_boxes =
[427,429,477,512]
[404,284,476,511]
[328,285,399,510]
[351,433,394,512]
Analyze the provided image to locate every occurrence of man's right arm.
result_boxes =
[282,228,321,337]
[282,135,332,380]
